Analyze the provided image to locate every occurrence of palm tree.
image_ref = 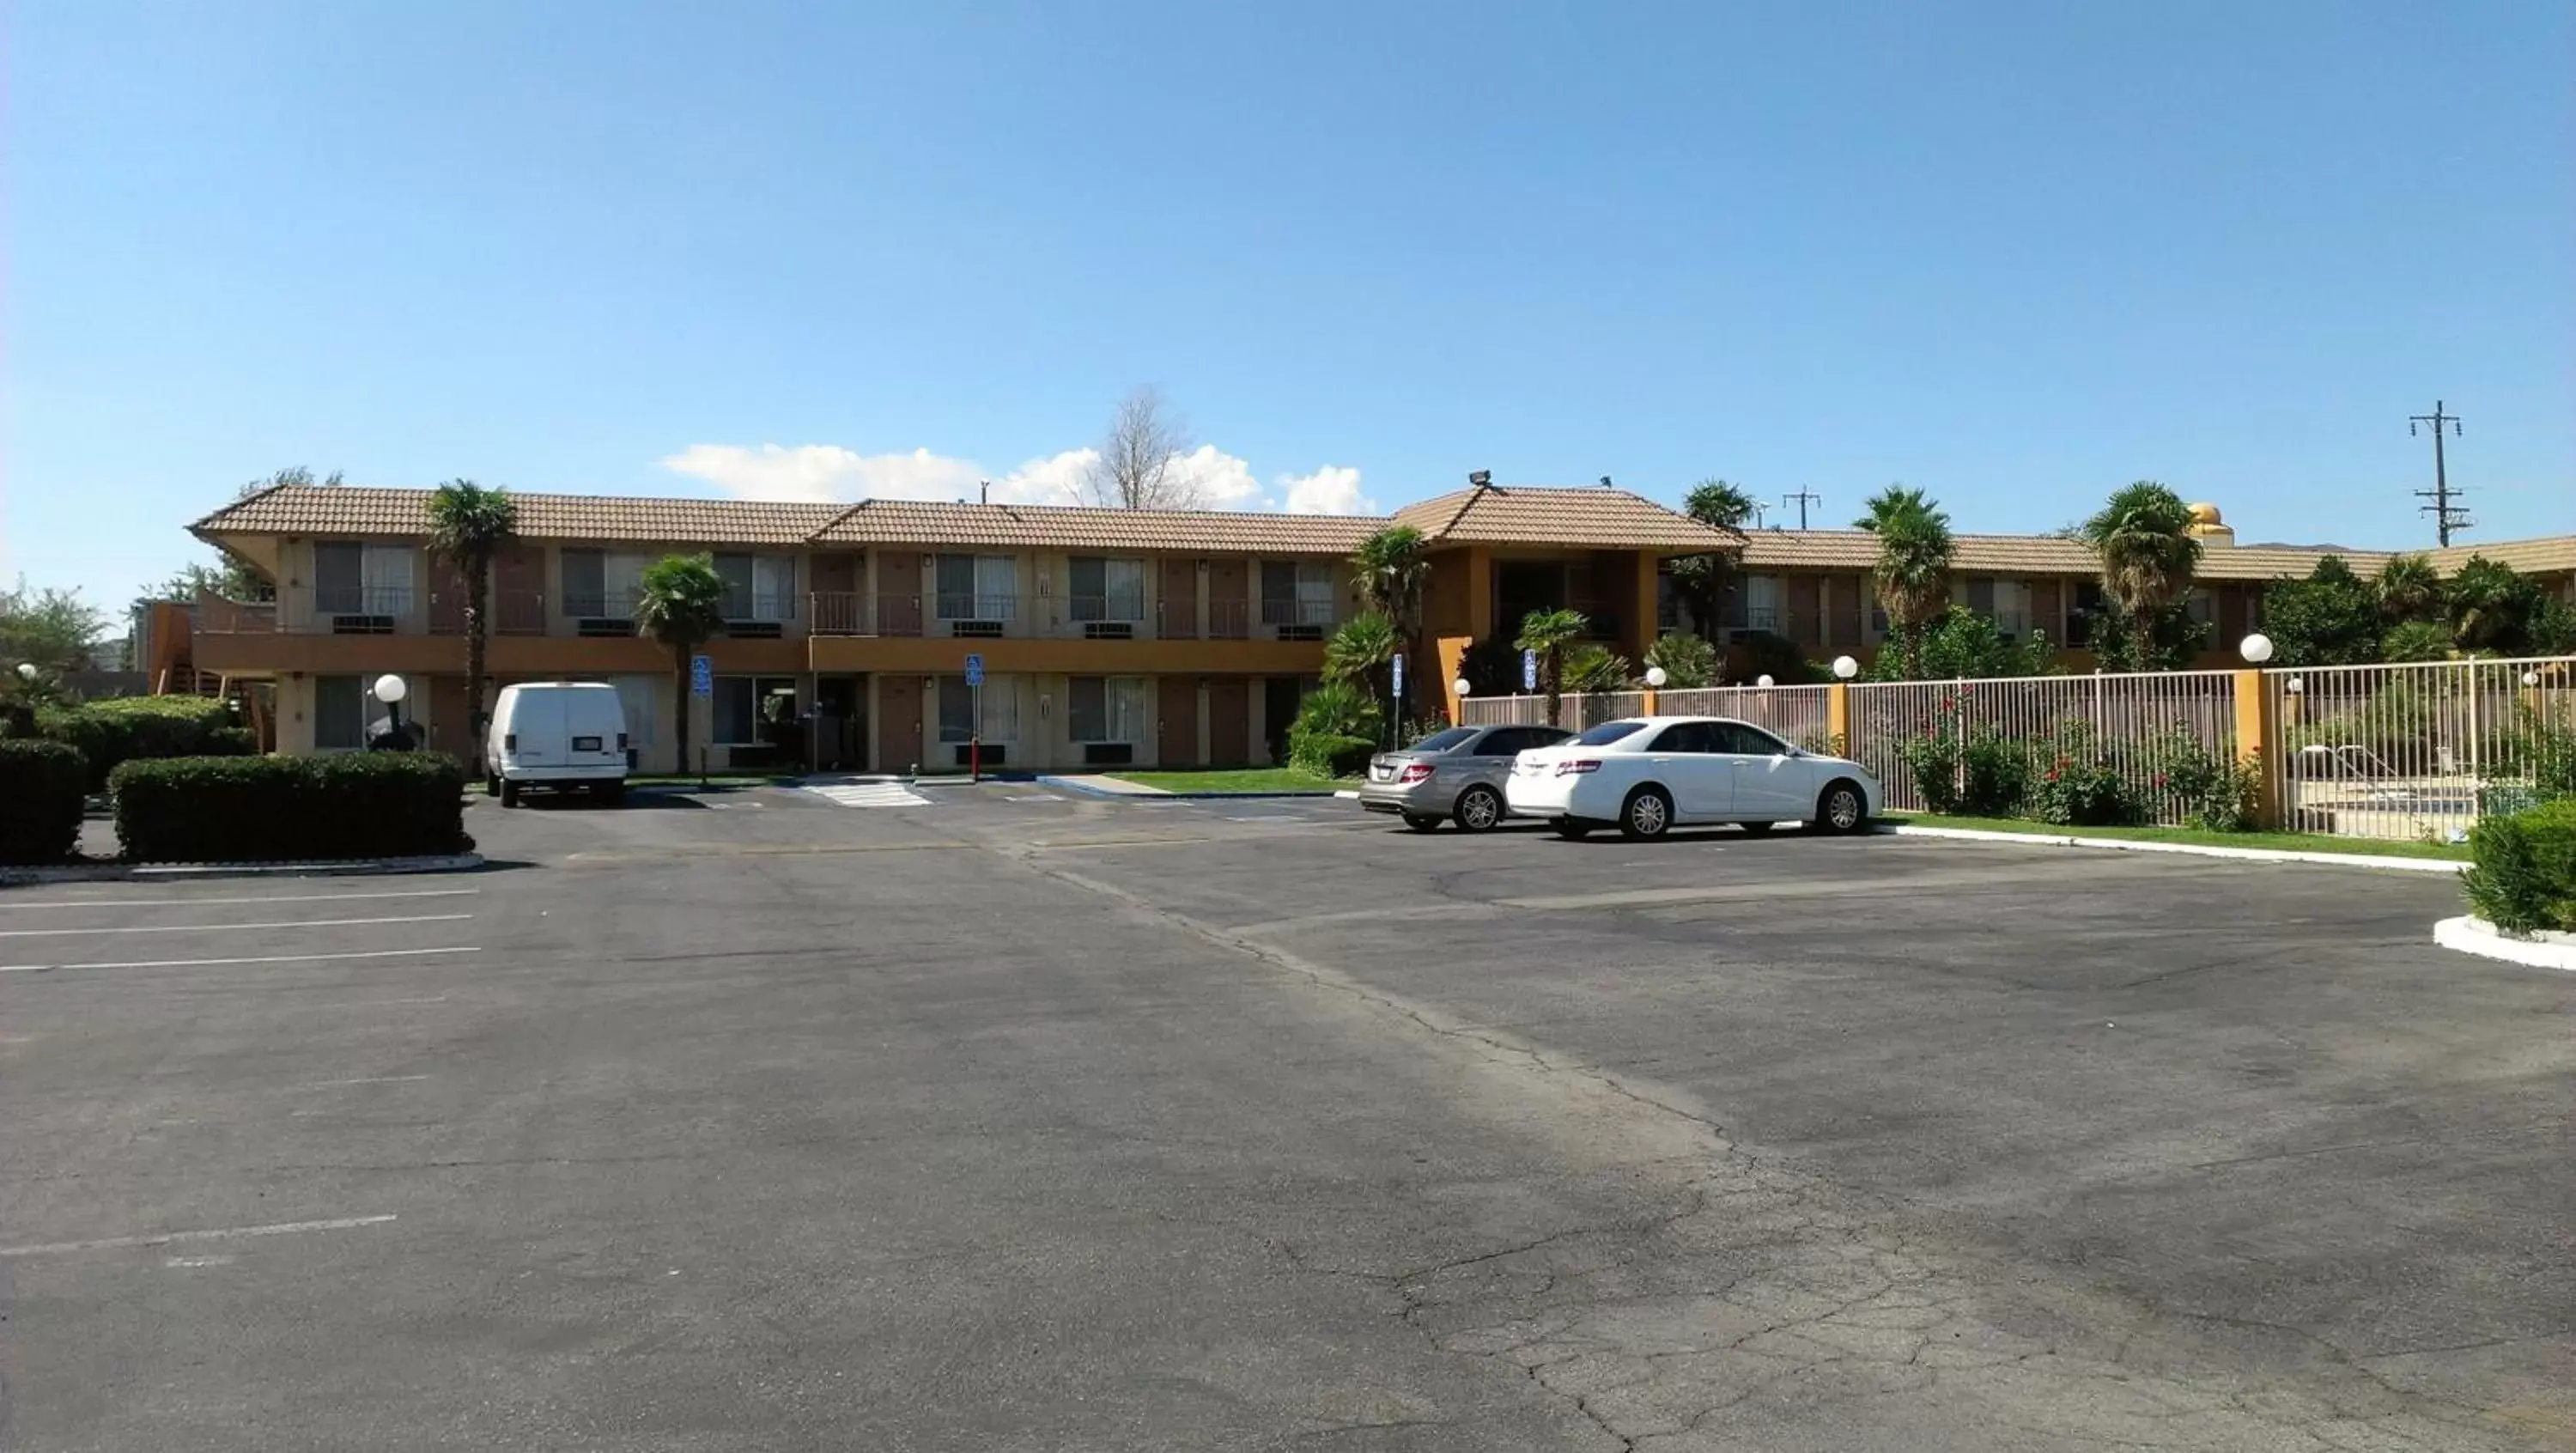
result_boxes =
[1325,611,1402,746]
[1643,630,1716,689]
[424,480,519,757]
[2078,482,2202,668]
[1562,643,1631,695]
[634,554,728,775]
[1349,526,1431,714]
[2373,552,2441,625]
[1515,607,1589,726]
[1853,487,1954,678]
[1666,479,1756,641]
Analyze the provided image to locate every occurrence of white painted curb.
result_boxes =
[1880,824,2466,874]
[1333,790,1360,799]
[2433,916,2576,971]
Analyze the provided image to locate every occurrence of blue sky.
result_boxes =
[8,0,2571,601]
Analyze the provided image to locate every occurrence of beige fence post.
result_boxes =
[2233,668,2280,829]
[1827,680,1852,756]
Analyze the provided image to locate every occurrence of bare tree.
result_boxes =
[1080,386,1202,509]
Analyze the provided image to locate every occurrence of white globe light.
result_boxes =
[2523,671,2542,688]
[14,662,35,681]
[1452,677,1473,698]
[1832,655,1859,680]
[2239,633,2274,665]
[372,673,409,705]
[1756,673,1776,689]
[1643,666,1668,688]
[2284,678,2304,695]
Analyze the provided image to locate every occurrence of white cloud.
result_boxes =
[659,441,1369,515]
[1274,465,1375,515]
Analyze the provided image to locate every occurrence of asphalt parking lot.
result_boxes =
[4,781,2569,1451]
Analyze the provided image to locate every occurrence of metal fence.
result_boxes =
[1450,657,2576,839]
[1849,671,2239,824]
[2266,656,2576,842]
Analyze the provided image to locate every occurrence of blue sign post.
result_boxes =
[1390,652,1406,702]
[1522,648,1539,692]
[963,653,985,688]
[690,654,713,696]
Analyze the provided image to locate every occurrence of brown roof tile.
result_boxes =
[807,499,1383,553]
[193,486,845,545]
[1390,484,1741,550]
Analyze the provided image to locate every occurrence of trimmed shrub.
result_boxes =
[0,739,88,865]
[111,753,471,864]
[2462,799,2576,936]
[2027,752,2145,827]
[1290,732,1376,779]
[41,695,252,790]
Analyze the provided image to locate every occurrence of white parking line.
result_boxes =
[805,781,933,808]
[291,1074,429,1088]
[0,945,482,974]
[0,914,473,939]
[0,889,480,912]
[2,1213,397,1258]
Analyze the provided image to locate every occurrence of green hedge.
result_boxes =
[2463,799,2576,937]
[1288,730,1376,778]
[0,739,88,866]
[40,696,253,791]
[111,754,472,864]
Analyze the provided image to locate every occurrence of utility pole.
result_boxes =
[1780,487,1821,530]
[2409,400,2470,546]
[1745,500,1770,529]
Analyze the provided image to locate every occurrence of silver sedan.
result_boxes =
[1356,723,1576,832]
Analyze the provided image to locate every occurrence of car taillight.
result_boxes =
[617,733,629,751]
[1555,758,1601,776]
[1398,763,1434,783]
[504,733,516,751]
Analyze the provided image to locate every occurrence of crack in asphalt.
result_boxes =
[991,839,2550,1451]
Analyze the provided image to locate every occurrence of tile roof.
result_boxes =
[2427,537,2576,575]
[807,498,1384,553]
[1388,484,1741,550]
[193,485,844,545]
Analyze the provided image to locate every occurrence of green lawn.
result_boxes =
[1101,767,1344,793]
[1884,813,2472,862]
[625,773,785,788]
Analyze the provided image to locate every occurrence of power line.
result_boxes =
[1780,487,1821,530]
[2409,400,2470,546]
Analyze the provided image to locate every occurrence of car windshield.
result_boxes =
[1406,727,1477,752]
[1570,720,1647,746]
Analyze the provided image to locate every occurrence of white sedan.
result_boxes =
[1504,715,1882,840]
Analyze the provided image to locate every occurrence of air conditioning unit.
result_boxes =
[1275,624,1324,642]
[575,617,632,638]
[1083,621,1135,640]
[1083,743,1134,766]
[950,618,1004,639]
[727,621,785,640]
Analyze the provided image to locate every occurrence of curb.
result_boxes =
[1036,775,1170,799]
[1878,824,2467,874]
[2433,915,2576,971]
[1152,789,1339,800]
[2,854,486,887]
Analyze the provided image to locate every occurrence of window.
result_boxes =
[1742,575,1783,633]
[1067,676,1148,743]
[2185,588,2217,627]
[935,555,1016,619]
[1068,557,1148,622]
[1260,560,1337,626]
[714,675,798,745]
[1711,721,1789,756]
[1409,726,1476,753]
[313,542,413,615]
[1656,569,1680,631]
[939,676,1018,742]
[714,554,798,621]
[1649,722,1716,752]
[2068,581,2106,647]
[1571,720,1647,746]
[314,674,366,750]
[562,549,652,617]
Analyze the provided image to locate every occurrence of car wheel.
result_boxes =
[1400,812,1443,832]
[1619,786,1673,841]
[500,780,522,808]
[1739,820,1777,836]
[1814,780,1868,835]
[1453,786,1504,833]
[484,774,501,798]
[1550,818,1593,840]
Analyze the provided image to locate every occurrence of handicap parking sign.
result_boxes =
[963,653,985,688]
[690,654,714,696]
[1522,649,1538,691]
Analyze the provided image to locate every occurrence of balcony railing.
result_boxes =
[811,591,871,635]
[1160,598,1198,639]
[195,594,278,634]
[935,593,1018,623]
[496,591,547,635]
[1208,599,1249,639]
[313,585,415,620]
[878,593,924,636]
[721,590,797,623]
[1260,598,1337,630]
[1066,593,1149,624]
[563,589,641,621]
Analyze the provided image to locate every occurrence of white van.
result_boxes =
[485,682,629,806]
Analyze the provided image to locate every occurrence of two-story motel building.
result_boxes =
[166,480,2574,775]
